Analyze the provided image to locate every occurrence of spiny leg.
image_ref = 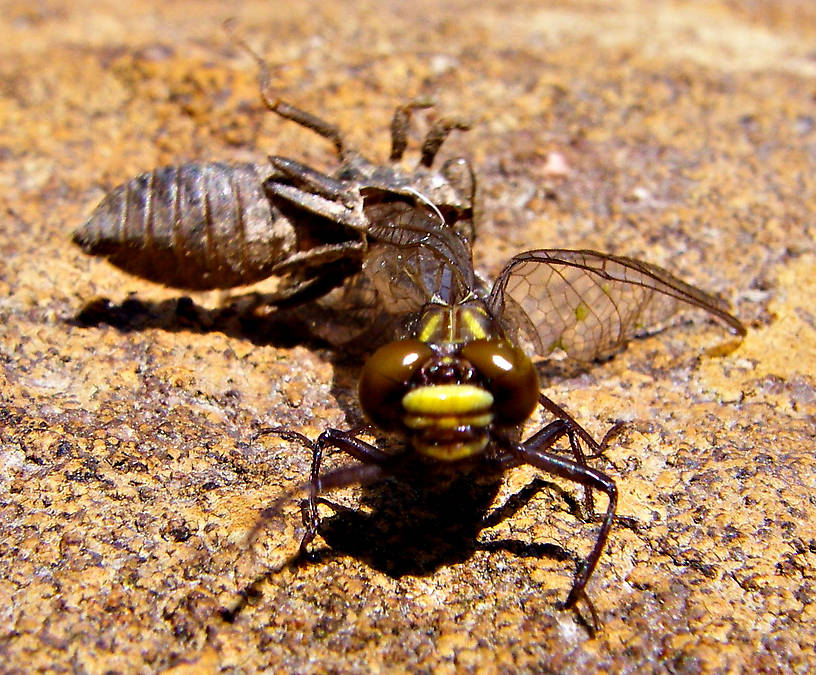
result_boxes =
[486,419,577,526]
[538,393,625,460]
[502,413,633,534]
[294,425,392,555]
[389,100,434,161]
[505,436,618,629]
[522,417,594,515]
[246,427,315,546]
[229,27,348,160]
[523,399,623,515]
[420,117,471,167]
[247,426,387,550]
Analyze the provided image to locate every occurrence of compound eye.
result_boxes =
[359,340,433,430]
[460,339,539,425]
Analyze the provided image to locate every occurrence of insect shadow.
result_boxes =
[71,287,631,628]
[221,469,588,623]
[69,291,607,382]
[307,470,578,576]
[69,285,359,351]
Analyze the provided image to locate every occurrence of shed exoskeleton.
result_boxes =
[74,56,475,298]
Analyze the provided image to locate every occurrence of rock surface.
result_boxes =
[1,1,815,672]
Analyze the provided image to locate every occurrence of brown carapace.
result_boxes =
[74,71,475,298]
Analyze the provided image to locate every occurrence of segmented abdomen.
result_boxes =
[74,162,296,290]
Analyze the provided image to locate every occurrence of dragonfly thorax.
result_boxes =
[415,298,495,345]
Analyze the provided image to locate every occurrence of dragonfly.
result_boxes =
[70,32,744,628]
[248,199,746,627]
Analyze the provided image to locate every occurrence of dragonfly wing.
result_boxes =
[363,202,476,312]
[488,249,745,363]
[284,269,408,350]
[289,202,479,348]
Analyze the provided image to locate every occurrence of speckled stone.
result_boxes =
[2,1,815,672]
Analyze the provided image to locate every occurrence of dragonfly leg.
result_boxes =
[299,426,392,555]
[538,393,625,460]
[506,438,617,627]
[517,418,598,515]
[248,426,387,552]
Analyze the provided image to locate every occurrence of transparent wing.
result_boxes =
[286,269,407,350]
[286,202,479,348]
[363,202,476,313]
[488,249,745,363]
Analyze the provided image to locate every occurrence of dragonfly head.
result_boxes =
[358,338,539,461]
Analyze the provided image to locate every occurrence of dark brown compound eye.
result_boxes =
[359,340,434,430]
[460,339,539,425]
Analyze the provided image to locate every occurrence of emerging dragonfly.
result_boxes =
[247,200,745,626]
[72,51,744,622]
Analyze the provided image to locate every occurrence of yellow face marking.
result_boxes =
[413,435,490,461]
[403,412,494,430]
[402,384,493,416]
[461,308,488,340]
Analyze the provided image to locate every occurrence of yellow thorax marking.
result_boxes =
[417,303,491,344]
[418,312,443,343]
[461,308,488,340]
